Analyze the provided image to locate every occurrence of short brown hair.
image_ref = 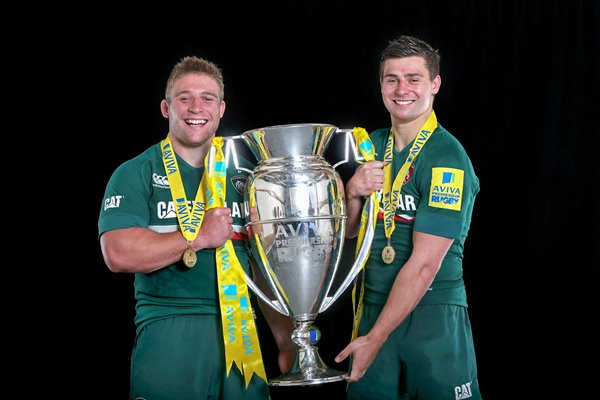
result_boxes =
[380,35,440,81]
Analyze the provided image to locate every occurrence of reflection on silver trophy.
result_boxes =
[224,124,374,386]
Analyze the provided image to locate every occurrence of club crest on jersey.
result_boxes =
[403,164,415,184]
[230,175,248,195]
[428,167,464,211]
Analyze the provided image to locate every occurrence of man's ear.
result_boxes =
[160,99,170,118]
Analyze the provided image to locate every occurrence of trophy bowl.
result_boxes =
[237,123,374,386]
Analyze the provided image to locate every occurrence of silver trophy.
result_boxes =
[223,123,374,386]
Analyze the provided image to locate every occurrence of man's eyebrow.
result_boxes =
[173,89,219,98]
[383,72,423,78]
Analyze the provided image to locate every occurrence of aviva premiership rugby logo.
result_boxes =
[428,167,464,211]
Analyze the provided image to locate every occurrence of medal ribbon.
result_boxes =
[350,127,380,340]
[350,112,437,339]
[209,137,267,387]
[381,111,437,244]
[160,134,206,249]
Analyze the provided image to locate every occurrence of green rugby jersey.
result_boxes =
[363,124,479,306]
[98,141,255,333]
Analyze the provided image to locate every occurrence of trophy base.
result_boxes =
[269,338,347,386]
[269,367,347,386]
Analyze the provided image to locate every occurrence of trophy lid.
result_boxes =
[241,123,339,160]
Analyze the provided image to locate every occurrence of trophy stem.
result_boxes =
[269,321,347,386]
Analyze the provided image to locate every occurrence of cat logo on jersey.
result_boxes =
[428,167,464,211]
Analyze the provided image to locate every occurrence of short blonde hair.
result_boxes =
[165,56,225,102]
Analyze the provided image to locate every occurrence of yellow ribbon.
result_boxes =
[350,127,379,340]
[209,137,267,387]
[381,112,437,243]
[160,134,206,248]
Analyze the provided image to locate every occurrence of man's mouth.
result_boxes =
[185,119,208,125]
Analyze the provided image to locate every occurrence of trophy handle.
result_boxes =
[319,128,375,312]
[243,271,289,316]
[331,128,365,169]
[220,135,290,317]
[221,135,254,174]
[319,194,375,312]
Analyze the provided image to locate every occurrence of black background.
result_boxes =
[79,1,597,398]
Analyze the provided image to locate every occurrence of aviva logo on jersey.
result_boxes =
[429,167,464,211]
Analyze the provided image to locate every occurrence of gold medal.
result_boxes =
[382,244,395,264]
[183,247,197,268]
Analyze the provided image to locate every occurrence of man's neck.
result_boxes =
[391,110,433,152]
[170,136,212,168]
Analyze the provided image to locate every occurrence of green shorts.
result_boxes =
[347,303,481,400]
[130,315,269,400]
